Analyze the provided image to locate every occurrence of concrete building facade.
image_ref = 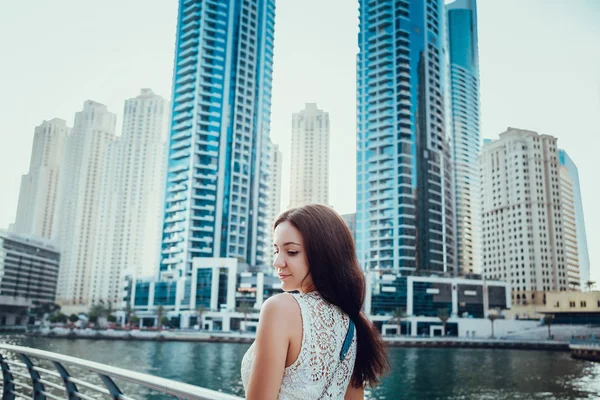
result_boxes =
[14,118,69,240]
[288,103,330,208]
[0,230,60,326]
[480,128,569,306]
[53,101,117,307]
[90,89,169,307]
[559,150,590,289]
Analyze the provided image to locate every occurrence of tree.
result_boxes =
[107,315,117,323]
[437,308,450,336]
[124,302,133,325]
[586,281,596,291]
[488,309,500,338]
[156,305,164,330]
[237,301,252,332]
[196,305,206,330]
[160,316,170,328]
[50,312,68,324]
[68,314,79,324]
[89,303,107,319]
[544,314,555,339]
[131,315,140,327]
[388,307,407,336]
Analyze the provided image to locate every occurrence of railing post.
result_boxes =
[0,354,15,400]
[19,354,46,400]
[98,374,123,400]
[52,362,78,400]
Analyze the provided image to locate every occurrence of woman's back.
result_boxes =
[241,291,357,399]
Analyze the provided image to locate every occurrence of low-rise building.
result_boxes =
[541,291,600,325]
[366,272,513,337]
[123,258,535,337]
[122,258,282,331]
[0,230,60,326]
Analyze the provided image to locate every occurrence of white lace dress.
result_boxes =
[241,291,357,399]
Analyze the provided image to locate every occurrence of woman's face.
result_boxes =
[273,221,313,293]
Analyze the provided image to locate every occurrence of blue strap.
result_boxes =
[339,319,355,361]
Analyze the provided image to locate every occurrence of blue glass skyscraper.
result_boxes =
[356,0,456,274]
[446,0,481,275]
[160,0,275,278]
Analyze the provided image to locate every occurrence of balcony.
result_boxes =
[172,120,193,132]
[164,224,185,234]
[170,149,191,160]
[172,129,192,141]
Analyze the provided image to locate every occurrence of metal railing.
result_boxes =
[0,344,243,400]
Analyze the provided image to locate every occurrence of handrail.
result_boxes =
[0,344,243,400]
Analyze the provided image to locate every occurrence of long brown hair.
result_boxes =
[274,204,389,388]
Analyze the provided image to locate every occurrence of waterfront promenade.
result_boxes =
[27,326,572,351]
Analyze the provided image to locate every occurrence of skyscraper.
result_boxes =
[13,118,69,240]
[90,89,169,306]
[356,0,455,274]
[288,103,330,208]
[446,0,481,274]
[480,128,568,305]
[559,149,590,289]
[558,162,580,290]
[54,101,117,307]
[265,141,282,263]
[160,0,276,278]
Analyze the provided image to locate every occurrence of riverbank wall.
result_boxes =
[24,328,569,351]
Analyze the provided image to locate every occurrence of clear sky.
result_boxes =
[0,1,598,281]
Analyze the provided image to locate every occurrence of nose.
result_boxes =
[273,251,285,269]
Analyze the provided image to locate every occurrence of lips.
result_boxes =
[278,274,291,280]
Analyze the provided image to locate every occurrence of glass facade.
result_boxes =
[371,274,408,315]
[456,283,483,318]
[160,0,276,278]
[195,269,213,309]
[154,281,178,306]
[412,281,453,317]
[134,282,151,307]
[356,0,455,274]
[446,0,481,274]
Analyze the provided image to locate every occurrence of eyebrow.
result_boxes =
[274,242,302,247]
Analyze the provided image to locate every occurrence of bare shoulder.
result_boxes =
[261,293,300,318]
[258,293,301,335]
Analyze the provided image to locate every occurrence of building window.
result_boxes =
[581,301,587,308]
[569,301,575,308]
[554,301,559,308]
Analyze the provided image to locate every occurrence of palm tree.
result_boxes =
[586,281,596,291]
[237,301,252,332]
[544,314,555,339]
[124,302,133,326]
[196,305,206,330]
[106,300,113,318]
[437,309,450,336]
[388,307,407,336]
[488,310,500,338]
[156,305,164,330]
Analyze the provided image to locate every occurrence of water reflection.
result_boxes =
[2,336,600,399]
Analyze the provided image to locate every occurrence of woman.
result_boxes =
[241,204,389,399]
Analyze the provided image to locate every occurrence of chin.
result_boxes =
[281,281,298,292]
